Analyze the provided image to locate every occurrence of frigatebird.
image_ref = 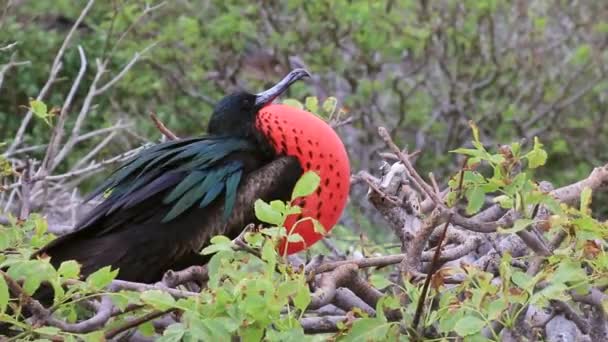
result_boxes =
[33,69,351,283]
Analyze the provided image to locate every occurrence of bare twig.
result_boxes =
[40,46,88,174]
[300,315,347,334]
[105,309,175,339]
[150,113,179,140]
[411,214,452,333]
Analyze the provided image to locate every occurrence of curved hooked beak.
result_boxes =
[254,68,311,107]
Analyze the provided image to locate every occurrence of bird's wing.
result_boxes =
[71,137,259,236]
[33,155,303,282]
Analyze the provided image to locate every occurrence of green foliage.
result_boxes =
[28,99,53,126]
[432,125,608,339]
[2,127,608,340]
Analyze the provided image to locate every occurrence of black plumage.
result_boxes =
[33,69,310,283]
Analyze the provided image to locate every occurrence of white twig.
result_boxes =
[40,46,88,175]
[0,53,30,92]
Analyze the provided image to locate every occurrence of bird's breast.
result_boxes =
[256,104,350,254]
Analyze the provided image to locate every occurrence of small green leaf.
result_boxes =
[201,235,233,255]
[7,260,56,295]
[322,96,338,115]
[571,44,591,65]
[287,233,304,243]
[30,99,49,123]
[487,297,507,320]
[261,239,277,264]
[58,260,80,279]
[526,137,548,169]
[291,171,321,200]
[158,323,186,342]
[370,274,392,289]
[282,99,303,110]
[304,96,318,113]
[309,218,326,234]
[530,283,567,305]
[241,326,264,342]
[270,200,286,213]
[493,195,512,209]
[511,271,534,292]
[552,260,588,285]
[454,315,486,336]
[86,266,118,289]
[497,219,534,234]
[141,290,176,310]
[469,121,481,144]
[580,187,592,214]
[138,321,156,336]
[466,187,485,215]
[342,317,390,342]
[293,285,311,311]
[34,326,61,336]
[0,274,8,314]
[254,199,283,225]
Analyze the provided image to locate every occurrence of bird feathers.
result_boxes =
[82,137,256,230]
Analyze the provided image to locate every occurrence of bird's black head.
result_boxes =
[207,68,310,139]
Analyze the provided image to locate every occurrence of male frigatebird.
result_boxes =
[33,69,351,283]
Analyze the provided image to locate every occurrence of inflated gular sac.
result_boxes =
[256,104,350,254]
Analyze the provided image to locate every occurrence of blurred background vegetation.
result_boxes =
[1,0,607,244]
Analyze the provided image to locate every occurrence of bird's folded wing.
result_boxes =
[74,137,258,236]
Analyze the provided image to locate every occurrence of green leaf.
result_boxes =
[0,274,8,314]
[293,284,311,311]
[571,44,591,65]
[158,323,186,342]
[370,274,392,289]
[469,121,481,144]
[58,260,80,279]
[552,260,588,285]
[466,187,485,214]
[34,326,61,336]
[342,317,390,342]
[526,137,548,169]
[82,332,105,342]
[313,219,326,235]
[291,171,321,200]
[282,99,303,109]
[270,200,286,213]
[530,283,567,305]
[438,308,464,333]
[454,315,486,336]
[7,260,56,295]
[450,148,485,158]
[86,266,118,289]
[511,271,534,292]
[141,290,176,310]
[201,235,233,255]
[30,99,50,125]
[287,233,304,243]
[262,239,277,270]
[497,219,534,234]
[305,96,319,113]
[138,321,156,336]
[580,187,592,214]
[241,326,264,342]
[254,199,283,225]
[487,297,507,320]
[322,96,338,115]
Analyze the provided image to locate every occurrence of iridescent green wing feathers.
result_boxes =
[82,137,255,230]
